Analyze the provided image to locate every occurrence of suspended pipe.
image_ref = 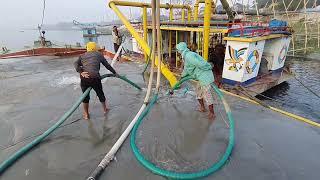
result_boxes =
[86,1,160,179]
[0,74,141,175]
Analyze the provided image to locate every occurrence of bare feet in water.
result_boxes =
[208,112,215,120]
[103,107,110,114]
[198,107,207,112]
[83,113,90,120]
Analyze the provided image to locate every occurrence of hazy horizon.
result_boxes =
[0,0,250,30]
[0,0,146,29]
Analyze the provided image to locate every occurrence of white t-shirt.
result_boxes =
[112,31,121,45]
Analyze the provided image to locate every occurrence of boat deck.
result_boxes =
[0,56,319,180]
[224,69,293,97]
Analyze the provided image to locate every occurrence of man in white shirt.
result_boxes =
[112,26,122,61]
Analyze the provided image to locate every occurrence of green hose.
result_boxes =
[142,47,153,74]
[130,76,235,179]
[0,74,141,175]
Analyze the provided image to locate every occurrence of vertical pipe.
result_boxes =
[176,30,178,68]
[304,0,308,54]
[254,0,260,21]
[169,8,173,58]
[283,0,295,56]
[182,9,185,22]
[203,0,212,60]
[317,17,320,48]
[198,32,200,54]
[242,0,245,15]
[143,6,148,62]
[194,5,199,21]
[144,0,156,103]
[109,2,177,87]
[155,0,161,90]
[272,0,276,18]
[188,9,191,22]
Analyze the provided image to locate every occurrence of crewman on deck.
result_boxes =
[176,42,216,119]
[112,26,122,61]
[74,42,118,120]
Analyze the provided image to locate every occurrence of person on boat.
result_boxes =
[176,42,215,119]
[112,26,122,61]
[74,42,118,120]
[208,43,225,88]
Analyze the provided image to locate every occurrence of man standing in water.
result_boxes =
[112,26,122,61]
[74,42,118,120]
[176,42,215,119]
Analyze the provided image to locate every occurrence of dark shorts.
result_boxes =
[80,78,106,103]
[113,43,122,56]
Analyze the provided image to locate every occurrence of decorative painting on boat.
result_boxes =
[278,44,288,64]
[245,50,260,74]
[225,45,247,72]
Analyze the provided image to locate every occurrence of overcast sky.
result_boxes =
[0,0,251,29]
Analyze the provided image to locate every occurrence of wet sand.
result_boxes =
[1,57,320,180]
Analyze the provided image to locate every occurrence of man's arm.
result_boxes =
[99,54,117,74]
[74,56,83,73]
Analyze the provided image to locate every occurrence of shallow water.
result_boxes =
[0,29,133,52]
[259,57,320,122]
[0,56,319,180]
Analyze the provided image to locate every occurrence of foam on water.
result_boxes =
[50,75,80,89]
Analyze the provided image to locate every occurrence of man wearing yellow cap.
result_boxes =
[74,42,118,120]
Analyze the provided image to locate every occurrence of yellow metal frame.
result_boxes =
[109,1,178,87]
[169,8,173,58]
[147,26,228,33]
[143,7,148,61]
[203,0,212,60]
[224,34,289,42]
[194,0,205,21]
[109,1,191,10]
[108,0,223,85]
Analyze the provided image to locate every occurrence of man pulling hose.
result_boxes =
[74,42,118,120]
[176,42,216,119]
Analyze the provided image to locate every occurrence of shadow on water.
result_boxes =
[258,82,290,99]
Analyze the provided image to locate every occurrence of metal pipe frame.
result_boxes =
[109,1,178,87]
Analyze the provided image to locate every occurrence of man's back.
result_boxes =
[74,51,116,79]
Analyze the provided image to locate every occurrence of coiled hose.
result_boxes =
[130,76,235,179]
[0,74,141,175]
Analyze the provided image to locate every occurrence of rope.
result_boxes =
[0,74,141,175]
[0,118,82,151]
[130,76,235,179]
[283,68,320,99]
[40,0,46,28]
[221,89,320,128]
[293,75,320,99]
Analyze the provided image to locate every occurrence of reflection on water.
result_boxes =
[259,58,320,122]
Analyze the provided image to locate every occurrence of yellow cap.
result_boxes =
[86,42,98,52]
